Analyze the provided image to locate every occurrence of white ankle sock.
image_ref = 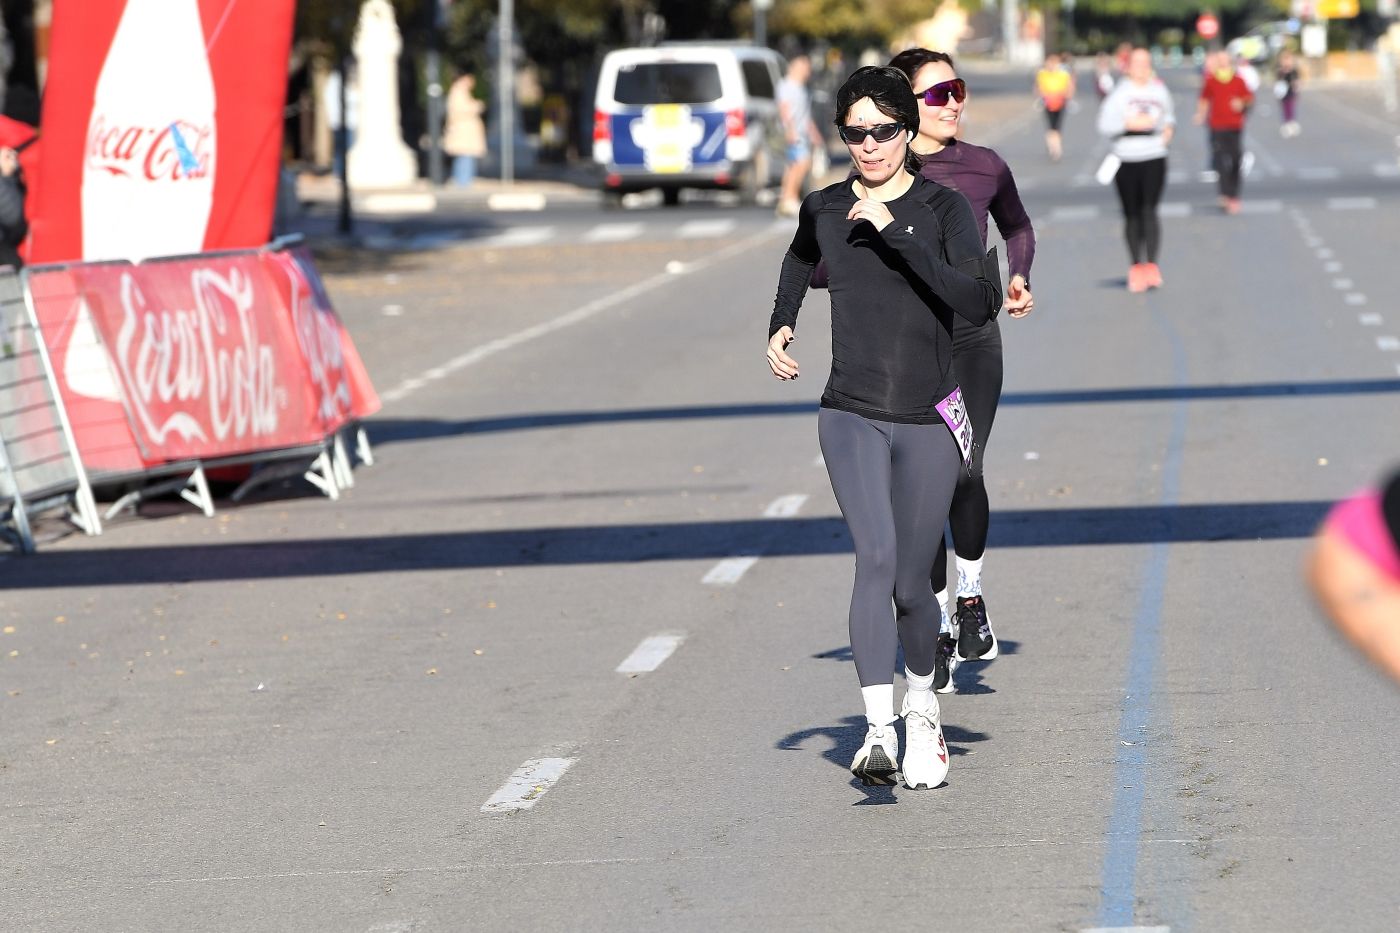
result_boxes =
[955,556,984,598]
[861,684,895,727]
[904,668,934,711]
[936,590,951,634]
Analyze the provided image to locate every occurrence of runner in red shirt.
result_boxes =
[1194,50,1254,214]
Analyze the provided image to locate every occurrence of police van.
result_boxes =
[592,44,787,206]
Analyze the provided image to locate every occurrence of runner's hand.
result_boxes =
[1004,276,1034,318]
[0,148,18,178]
[846,198,894,232]
[767,326,799,380]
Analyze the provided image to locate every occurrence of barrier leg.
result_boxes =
[179,466,215,518]
[304,450,340,500]
[332,432,354,489]
[355,426,375,467]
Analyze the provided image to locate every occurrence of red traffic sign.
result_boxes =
[1196,12,1220,39]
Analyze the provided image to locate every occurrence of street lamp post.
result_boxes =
[754,0,771,47]
[498,0,514,186]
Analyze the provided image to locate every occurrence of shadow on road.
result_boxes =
[778,714,992,803]
[3,501,1331,588]
[366,377,1400,444]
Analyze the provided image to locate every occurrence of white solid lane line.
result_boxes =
[482,226,555,248]
[481,757,577,813]
[676,219,736,239]
[763,493,809,518]
[584,222,645,243]
[379,223,787,404]
[616,634,686,674]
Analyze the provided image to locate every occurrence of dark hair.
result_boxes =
[833,65,921,174]
[887,48,957,86]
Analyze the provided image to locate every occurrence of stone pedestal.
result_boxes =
[347,0,416,189]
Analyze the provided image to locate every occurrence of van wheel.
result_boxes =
[739,150,770,206]
[662,188,681,207]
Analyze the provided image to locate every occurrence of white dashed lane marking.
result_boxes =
[702,556,760,586]
[1238,199,1283,214]
[1327,196,1377,211]
[482,226,555,248]
[1347,294,1370,307]
[1359,312,1383,325]
[583,222,645,243]
[481,757,577,813]
[616,634,686,674]
[1377,336,1400,352]
[701,493,810,585]
[763,493,809,518]
[676,219,737,239]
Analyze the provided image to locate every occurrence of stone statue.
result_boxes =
[347,0,417,188]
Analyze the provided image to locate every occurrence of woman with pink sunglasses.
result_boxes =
[888,49,1037,689]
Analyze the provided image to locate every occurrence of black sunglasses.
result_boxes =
[837,122,904,145]
[916,78,967,107]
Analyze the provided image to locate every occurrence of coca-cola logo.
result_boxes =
[280,258,353,424]
[112,267,285,447]
[85,115,214,181]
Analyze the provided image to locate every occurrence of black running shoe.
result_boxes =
[955,595,999,662]
[933,632,958,694]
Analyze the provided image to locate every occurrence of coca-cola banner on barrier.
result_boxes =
[26,249,380,472]
[27,0,296,264]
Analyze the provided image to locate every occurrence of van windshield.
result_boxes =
[613,62,722,105]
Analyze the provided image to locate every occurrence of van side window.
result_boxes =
[614,62,723,105]
[742,61,775,99]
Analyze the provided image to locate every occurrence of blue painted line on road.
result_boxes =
[1095,309,1189,928]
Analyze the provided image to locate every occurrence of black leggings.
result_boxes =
[819,408,961,686]
[1113,157,1167,264]
[931,325,1003,593]
[1210,129,1243,199]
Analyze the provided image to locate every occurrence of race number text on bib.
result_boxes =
[936,386,975,473]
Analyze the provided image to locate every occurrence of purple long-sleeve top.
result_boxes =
[917,139,1035,284]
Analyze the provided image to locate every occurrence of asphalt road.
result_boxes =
[3,69,1400,932]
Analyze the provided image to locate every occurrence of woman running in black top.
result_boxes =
[888,49,1037,685]
[767,66,1001,789]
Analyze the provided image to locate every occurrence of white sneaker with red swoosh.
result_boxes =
[900,694,949,790]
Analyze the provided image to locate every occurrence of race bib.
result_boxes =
[936,386,975,472]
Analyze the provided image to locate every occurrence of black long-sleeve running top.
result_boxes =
[769,174,1000,425]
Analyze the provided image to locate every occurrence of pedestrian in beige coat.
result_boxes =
[444,73,487,187]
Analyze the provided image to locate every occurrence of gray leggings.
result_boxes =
[819,407,961,686]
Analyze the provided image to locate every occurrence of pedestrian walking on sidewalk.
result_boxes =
[1274,50,1302,137]
[776,55,822,217]
[888,47,1038,691]
[444,73,487,187]
[766,66,1002,790]
[1097,48,1175,293]
[1195,50,1254,215]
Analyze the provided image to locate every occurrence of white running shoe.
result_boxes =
[900,695,949,790]
[850,722,900,786]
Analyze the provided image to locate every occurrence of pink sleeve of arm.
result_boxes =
[1325,491,1400,581]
